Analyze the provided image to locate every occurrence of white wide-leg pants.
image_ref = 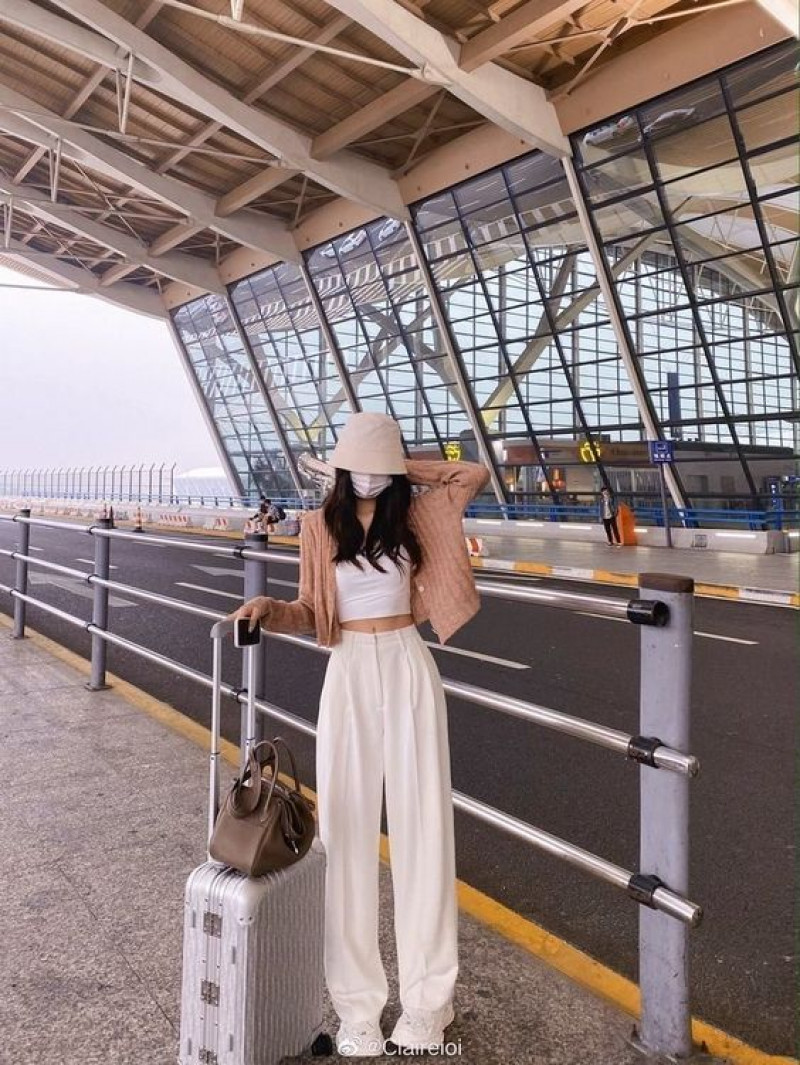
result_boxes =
[315,623,459,1025]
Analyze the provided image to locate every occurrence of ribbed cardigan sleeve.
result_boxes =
[404,458,491,512]
[260,513,317,636]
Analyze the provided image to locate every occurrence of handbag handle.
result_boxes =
[230,740,277,817]
[265,736,304,797]
[229,736,311,816]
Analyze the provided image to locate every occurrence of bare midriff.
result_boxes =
[340,613,415,634]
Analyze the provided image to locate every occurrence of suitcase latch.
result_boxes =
[200,980,220,1006]
[203,911,223,938]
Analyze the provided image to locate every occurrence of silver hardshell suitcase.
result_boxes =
[178,617,332,1065]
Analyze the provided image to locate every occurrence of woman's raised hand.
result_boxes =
[228,595,273,632]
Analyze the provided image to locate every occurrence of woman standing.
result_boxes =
[231,412,490,1057]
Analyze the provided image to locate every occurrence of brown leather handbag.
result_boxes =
[209,737,316,877]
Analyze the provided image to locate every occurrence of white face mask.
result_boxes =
[350,471,392,498]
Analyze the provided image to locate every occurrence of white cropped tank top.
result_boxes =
[335,548,412,622]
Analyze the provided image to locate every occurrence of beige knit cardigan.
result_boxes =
[262,458,491,647]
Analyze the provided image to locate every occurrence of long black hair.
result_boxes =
[323,468,422,574]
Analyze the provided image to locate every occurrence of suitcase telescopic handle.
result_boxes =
[206,616,261,854]
[210,617,235,639]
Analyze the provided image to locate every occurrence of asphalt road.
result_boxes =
[0,520,794,1056]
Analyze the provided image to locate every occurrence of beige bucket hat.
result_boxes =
[328,412,408,475]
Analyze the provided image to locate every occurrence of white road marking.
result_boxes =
[694,631,758,646]
[425,643,529,669]
[575,611,757,645]
[76,558,118,570]
[192,565,243,578]
[192,563,297,591]
[28,572,136,607]
[28,546,43,552]
[176,582,241,601]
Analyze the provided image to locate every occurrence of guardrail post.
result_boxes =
[636,572,694,1059]
[86,517,113,691]
[11,507,31,638]
[241,529,268,765]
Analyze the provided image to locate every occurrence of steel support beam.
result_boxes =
[563,157,689,509]
[298,260,362,416]
[0,92,299,262]
[482,233,660,421]
[459,0,588,70]
[311,80,438,158]
[166,317,246,496]
[34,0,407,219]
[0,183,224,294]
[404,222,509,506]
[321,0,568,157]
[2,236,167,318]
[224,295,306,497]
[555,3,791,133]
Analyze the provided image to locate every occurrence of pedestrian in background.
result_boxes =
[600,485,622,546]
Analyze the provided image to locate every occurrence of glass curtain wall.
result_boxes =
[571,40,799,506]
[304,216,486,469]
[411,152,634,503]
[171,295,294,497]
[171,43,798,511]
[229,262,353,466]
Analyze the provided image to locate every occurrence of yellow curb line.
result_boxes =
[1,613,794,1065]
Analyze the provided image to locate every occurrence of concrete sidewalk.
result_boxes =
[468,533,800,607]
[0,623,721,1065]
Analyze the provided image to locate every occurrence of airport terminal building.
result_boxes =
[1,1,797,511]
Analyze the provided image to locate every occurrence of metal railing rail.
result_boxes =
[6,493,797,532]
[0,507,702,1059]
[0,538,694,775]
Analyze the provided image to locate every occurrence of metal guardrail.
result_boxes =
[0,507,702,1059]
[466,498,800,530]
[5,490,798,532]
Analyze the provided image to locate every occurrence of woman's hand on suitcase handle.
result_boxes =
[229,595,273,632]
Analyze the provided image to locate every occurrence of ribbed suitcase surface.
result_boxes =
[179,837,327,1065]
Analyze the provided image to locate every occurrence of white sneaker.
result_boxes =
[336,1018,385,1057]
[389,1001,455,1050]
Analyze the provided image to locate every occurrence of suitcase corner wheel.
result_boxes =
[311,1032,334,1056]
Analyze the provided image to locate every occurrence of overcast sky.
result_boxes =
[0,266,220,475]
